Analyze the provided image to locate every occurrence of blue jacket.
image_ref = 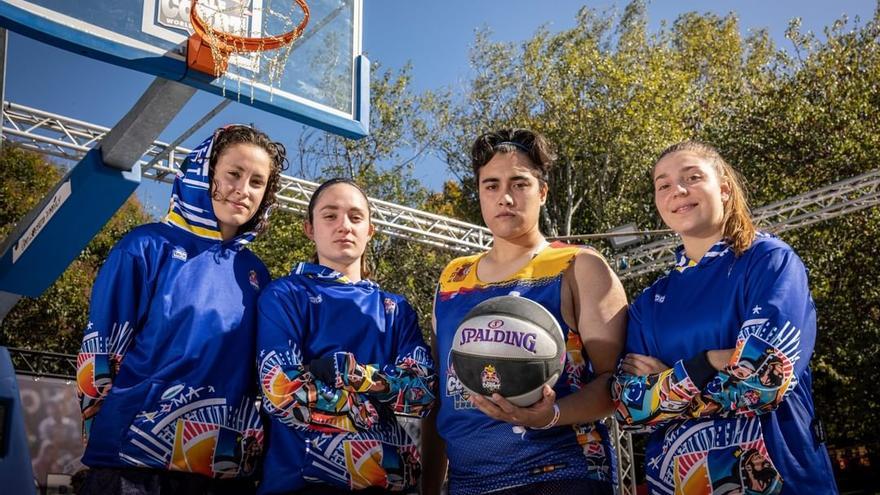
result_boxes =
[76,134,270,479]
[613,235,837,494]
[256,262,436,494]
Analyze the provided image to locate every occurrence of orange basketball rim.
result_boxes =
[188,0,311,76]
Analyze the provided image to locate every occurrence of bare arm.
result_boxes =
[556,249,627,424]
[469,250,627,427]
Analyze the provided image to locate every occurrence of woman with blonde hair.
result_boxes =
[613,141,837,494]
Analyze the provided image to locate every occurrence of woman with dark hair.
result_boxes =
[76,125,288,494]
[422,128,627,495]
[613,141,836,494]
[256,178,436,494]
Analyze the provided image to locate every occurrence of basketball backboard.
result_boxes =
[0,0,369,138]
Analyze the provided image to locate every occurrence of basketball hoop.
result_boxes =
[187,0,311,77]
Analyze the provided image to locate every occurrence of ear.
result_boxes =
[304,220,315,241]
[367,221,376,239]
[539,181,549,205]
[720,180,732,203]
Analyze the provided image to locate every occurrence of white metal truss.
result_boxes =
[1,101,494,253]
[7,100,878,266]
[605,417,638,495]
[613,167,880,280]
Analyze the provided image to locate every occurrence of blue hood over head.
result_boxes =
[164,131,263,247]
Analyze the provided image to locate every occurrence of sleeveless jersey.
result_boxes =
[435,242,614,495]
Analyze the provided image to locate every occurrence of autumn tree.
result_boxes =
[0,148,150,352]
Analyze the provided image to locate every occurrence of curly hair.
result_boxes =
[470,128,556,184]
[207,124,288,236]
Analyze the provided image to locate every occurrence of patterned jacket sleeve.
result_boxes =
[257,285,381,433]
[328,297,437,417]
[612,296,701,431]
[76,247,150,441]
[690,245,810,417]
[613,244,811,428]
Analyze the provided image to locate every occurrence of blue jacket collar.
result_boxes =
[673,238,731,273]
[292,262,378,288]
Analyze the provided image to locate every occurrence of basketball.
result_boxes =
[451,295,565,406]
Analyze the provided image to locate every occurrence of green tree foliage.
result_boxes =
[432,1,781,239]
[0,148,150,353]
[250,211,314,279]
[431,1,880,446]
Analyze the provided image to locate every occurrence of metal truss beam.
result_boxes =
[1,101,493,253]
[6,347,77,381]
[8,99,876,266]
[606,417,637,495]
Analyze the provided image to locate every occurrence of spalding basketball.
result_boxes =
[451,295,565,406]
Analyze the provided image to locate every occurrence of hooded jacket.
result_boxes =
[76,133,270,479]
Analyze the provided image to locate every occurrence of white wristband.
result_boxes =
[533,403,560,430]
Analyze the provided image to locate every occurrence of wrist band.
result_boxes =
[533,403,560,430]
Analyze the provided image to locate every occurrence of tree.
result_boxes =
[702,8,880,444]
[432,1,779,242]
[0,148,150,353]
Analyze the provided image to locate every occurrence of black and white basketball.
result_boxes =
[451,295,565,406]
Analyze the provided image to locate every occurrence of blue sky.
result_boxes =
[3,0,876,214]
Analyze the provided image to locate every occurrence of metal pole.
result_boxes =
[0,27,8,151]
[141,98,231,177]
[0,290,21,325]
[99,77,197,170]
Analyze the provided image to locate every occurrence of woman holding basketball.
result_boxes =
[256,178,436,494]
[613,141,836,494]
[422,129,627,495]
[77,125,287,494]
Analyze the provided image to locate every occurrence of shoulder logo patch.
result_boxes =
[448,262,473,283]
[383,297,397,314]
[249,270,260,290]
[172,247,187,261]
